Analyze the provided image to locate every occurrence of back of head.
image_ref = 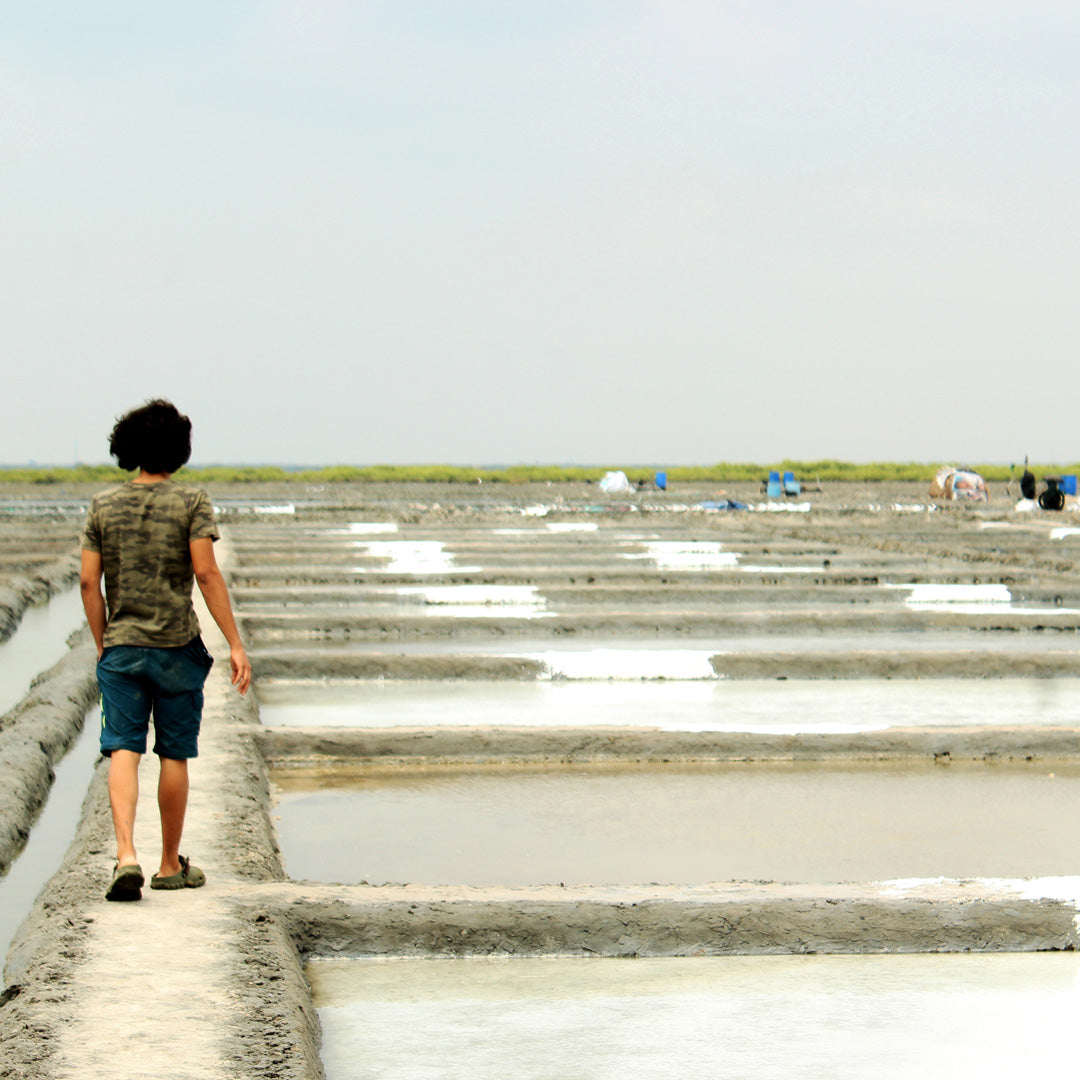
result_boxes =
[109,399,193,474]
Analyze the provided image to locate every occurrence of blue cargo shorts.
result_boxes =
[97,636,215,760]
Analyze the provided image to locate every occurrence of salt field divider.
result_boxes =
[250,648,1080,680]
[237,608,1080,642]
[243,879,1080,957]
[0,636,98,879]
[0,711,98,985]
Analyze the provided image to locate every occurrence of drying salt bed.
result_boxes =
[271,760,1080,886]
[251,637,1080,684]
[231,495,1080,688]
[7,481,1080,1080]
[256,677,1080,733]
[238,484,1080,1073]
[309,953,1080,1080]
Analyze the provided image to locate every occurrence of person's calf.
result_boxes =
[107,749,142,868]
[157,756,190,873]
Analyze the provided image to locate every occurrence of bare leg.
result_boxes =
[157,757,189,879]
[107,749,142,867]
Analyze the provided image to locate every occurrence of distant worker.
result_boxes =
[1020,456,1036,501]
[1039,476,1066,511]
[80,399,251,902]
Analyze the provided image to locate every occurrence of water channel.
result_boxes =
[0,586,84,714]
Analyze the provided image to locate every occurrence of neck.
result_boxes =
[133,470,171,484]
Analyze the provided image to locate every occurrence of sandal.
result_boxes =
[150,854,206,891]
[105,862,144,902]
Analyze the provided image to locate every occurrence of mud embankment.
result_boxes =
[269,880,1080,958]
[0,633,97,877]
[255,724,1080,768]
[250,647,1080,681]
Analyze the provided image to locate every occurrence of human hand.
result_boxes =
[230,645,252,695]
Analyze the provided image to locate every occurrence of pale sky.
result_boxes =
[3,2,1079,466]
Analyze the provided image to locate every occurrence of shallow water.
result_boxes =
[308,953,1079,1080]
[0,708,97,985]
[619,541,740,570]
[392,585,550,618]
[263,631,1080,657]
[256,676,1080,732]
[0,586,85,715]
[328,523,400,535]
[272,761,1080,885]
[352,540,481,574]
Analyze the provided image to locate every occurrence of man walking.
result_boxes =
[80,399,251,901]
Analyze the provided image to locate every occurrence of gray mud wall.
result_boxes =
[0,557,96,878]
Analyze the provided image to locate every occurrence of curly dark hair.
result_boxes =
[109,399,193,474]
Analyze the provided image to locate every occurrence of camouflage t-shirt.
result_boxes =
[80,481,220,647]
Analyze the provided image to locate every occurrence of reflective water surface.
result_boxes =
[0,708,97,984]
[309,953,1080,1080]
[262,631,1080,656]
[273,761,1080,885]
[0,587,85,715]
[258,677,1080,732]
[0,587,93,984]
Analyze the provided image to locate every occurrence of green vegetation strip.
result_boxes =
[0,461,1071,485]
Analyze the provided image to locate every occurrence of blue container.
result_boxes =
[655,471,667,490]
[1062,475,1077,496]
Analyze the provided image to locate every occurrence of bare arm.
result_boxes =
[190,537,252,695]
[79,549,107,658]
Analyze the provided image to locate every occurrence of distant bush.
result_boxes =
[0,465,126,484]
[184,466,292,484]
[0,461,1072,485]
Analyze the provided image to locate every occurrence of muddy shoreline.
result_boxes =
[0,631,97,879]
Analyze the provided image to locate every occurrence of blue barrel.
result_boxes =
[1063,475,1077,496]
[655,471,667,490]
